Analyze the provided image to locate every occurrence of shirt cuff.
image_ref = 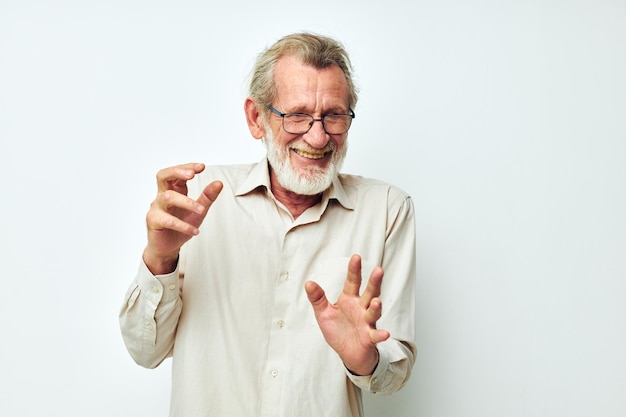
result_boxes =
[136,260,181,306]
[346,344,391,393]
[347,338,416,394]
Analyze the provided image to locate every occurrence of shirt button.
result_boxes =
[146,323,154,330]
[168,284,176,290]
[152,286,160,293]
[271,370,278,377]
[278,320,285,328]
[283,273,290,281]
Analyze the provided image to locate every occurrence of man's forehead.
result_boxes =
[274,55,344,80]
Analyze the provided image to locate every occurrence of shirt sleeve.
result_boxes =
[349,192,418,394]
[347,339,416,394]
[118,261,183,369]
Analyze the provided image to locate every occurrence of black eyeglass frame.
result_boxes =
[266,105,356,135]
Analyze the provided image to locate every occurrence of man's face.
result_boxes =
[263,55,351,196]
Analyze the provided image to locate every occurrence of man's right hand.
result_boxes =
[142,163,223,275]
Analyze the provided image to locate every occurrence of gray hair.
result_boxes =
[248,32,358,115]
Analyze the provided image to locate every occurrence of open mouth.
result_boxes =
[292,148,333,160]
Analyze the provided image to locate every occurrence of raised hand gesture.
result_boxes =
[305,254,391,376]
[143,163,223,275]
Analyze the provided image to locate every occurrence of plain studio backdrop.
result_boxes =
[1,1,625,416]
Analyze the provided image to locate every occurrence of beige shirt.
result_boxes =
[120,158,417,417]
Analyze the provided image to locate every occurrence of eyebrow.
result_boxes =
[281,105,350,115]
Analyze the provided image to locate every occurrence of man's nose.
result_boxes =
[304,118,330,147]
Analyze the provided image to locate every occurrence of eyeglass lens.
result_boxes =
[283,114,352,134]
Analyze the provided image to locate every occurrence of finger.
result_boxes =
[364,297,383,325]
[305,280,329,313]
[370,328,391,344]
[365,298,391,344]
[156,163,206,192]
[156,189,205,215]
[196,181,223,209]
[365,299,390,344]
[360,266,384,308]
[147,209,200,236]
[342,254,363,296]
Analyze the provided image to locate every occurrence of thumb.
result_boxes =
[305,281,328,310]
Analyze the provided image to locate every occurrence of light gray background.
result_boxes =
[1,1,625,416]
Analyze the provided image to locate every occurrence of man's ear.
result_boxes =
[244,98,266,139]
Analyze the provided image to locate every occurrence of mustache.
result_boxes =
[290,142,336,154]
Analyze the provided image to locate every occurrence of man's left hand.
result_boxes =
[305,254,390,376]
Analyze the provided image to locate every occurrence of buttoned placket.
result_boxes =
[259,223,298,417]
[258,190,332,416]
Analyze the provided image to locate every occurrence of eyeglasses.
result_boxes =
[267,105,355,135]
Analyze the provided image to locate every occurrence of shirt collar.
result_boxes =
[326,175,354,210]
[235,157,273,196]
[235,157,354,211]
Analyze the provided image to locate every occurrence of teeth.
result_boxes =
[294,149,328,159]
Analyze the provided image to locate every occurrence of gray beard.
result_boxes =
[262,126,347,196]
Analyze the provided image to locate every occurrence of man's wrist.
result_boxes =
[345,347,380,376]
[142,250,179,276]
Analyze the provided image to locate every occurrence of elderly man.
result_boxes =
[119,32,416,417]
